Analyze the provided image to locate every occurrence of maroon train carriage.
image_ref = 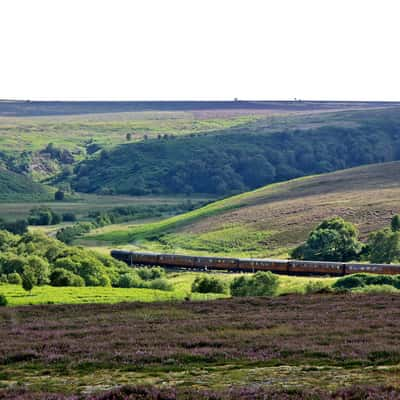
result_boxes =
[158,253,195,268]
[238,258,289,273]
[345,263,400,275]
[289,260,345,276]
[192,256,239,271]
[111,250,159,266]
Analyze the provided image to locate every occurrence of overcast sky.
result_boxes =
[1,0,399,101]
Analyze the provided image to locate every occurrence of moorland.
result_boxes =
[2,100,400,398]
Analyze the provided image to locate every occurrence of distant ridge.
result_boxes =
[0,100,399,117]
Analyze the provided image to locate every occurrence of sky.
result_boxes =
[1,0,399,101]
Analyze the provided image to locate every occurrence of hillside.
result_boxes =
[89,161,400,257]
[67,107,400,196]
[0,168,52,201]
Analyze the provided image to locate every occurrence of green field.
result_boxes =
[0,112,259,154]
[0,273,336,306]
[0,193,212,221]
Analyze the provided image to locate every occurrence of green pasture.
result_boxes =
[0,193,212,221]
[0,272,336,306]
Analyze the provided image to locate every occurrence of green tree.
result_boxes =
[54,190,65,201]
[367,228,400,264]
[291,217,362,261]
[22,272,34,293]
[126,133,132,141]
[391,215,400,232]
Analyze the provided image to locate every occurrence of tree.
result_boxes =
[291,217,362,261]
[22,272,34,294]
[126,133,132,141]
[367,228,400,264]
[391,215,400,232]
[55,190,65,201]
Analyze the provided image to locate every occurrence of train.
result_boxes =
[110,250,400,276]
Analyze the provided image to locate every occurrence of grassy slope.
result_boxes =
[88,161,400,257]
[0,168,52,201]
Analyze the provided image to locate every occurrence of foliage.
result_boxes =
[22,273,34,292]
[333,273,400,291]
[136,266,166,280]
[0,219,28,235]
[50,268,85,287]
[191,276,227,294]
[0,168,51,201]
[56,222,94,244]
[367,228,400,263]
[230,271,279,297]
[117,269,172,291]
[0,294,7,306]
[65,112,400,196]
[291,217,362,261]
[28,206,62,226]
[0,229,130,288]
[7,272,22,285]
[62,212,77,222]
[391,215,400,232]
[54,189,65,201]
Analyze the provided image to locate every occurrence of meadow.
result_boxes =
[1,293,400,396]
[0,273,334,306]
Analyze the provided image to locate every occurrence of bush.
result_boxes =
[118,272,145,288]
[50,268,85,287]
[231,272,279,297]
[7,272,22,285]
[148,278,173,291]
[191,276,227,294]
[333,273,400,291]
[136,266,166,281]
[0,294,7,306]
[333,274,366,290]
[62,212,77,222]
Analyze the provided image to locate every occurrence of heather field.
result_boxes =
[1,294,400,396]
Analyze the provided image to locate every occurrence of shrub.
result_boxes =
[333,273,400,291]
[136,266,165,281]
[50,268,85,287]
[7,272,22,285]
[118,272,145,288]
[191,276,227,294]
[333,274,366,290]
[0,294,7,306]
[62,212,77,222]
[148,278,173,291]
[231,272,279,297]
[0,274,7,284]
[22,273,34,292]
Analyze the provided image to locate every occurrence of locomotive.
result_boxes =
[111,250,400,276]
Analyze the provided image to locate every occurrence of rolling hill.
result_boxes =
[67,106,400,197]
[0,168,52,201]
[89,161,400,257]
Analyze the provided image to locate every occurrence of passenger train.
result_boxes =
[111,250,400,276]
